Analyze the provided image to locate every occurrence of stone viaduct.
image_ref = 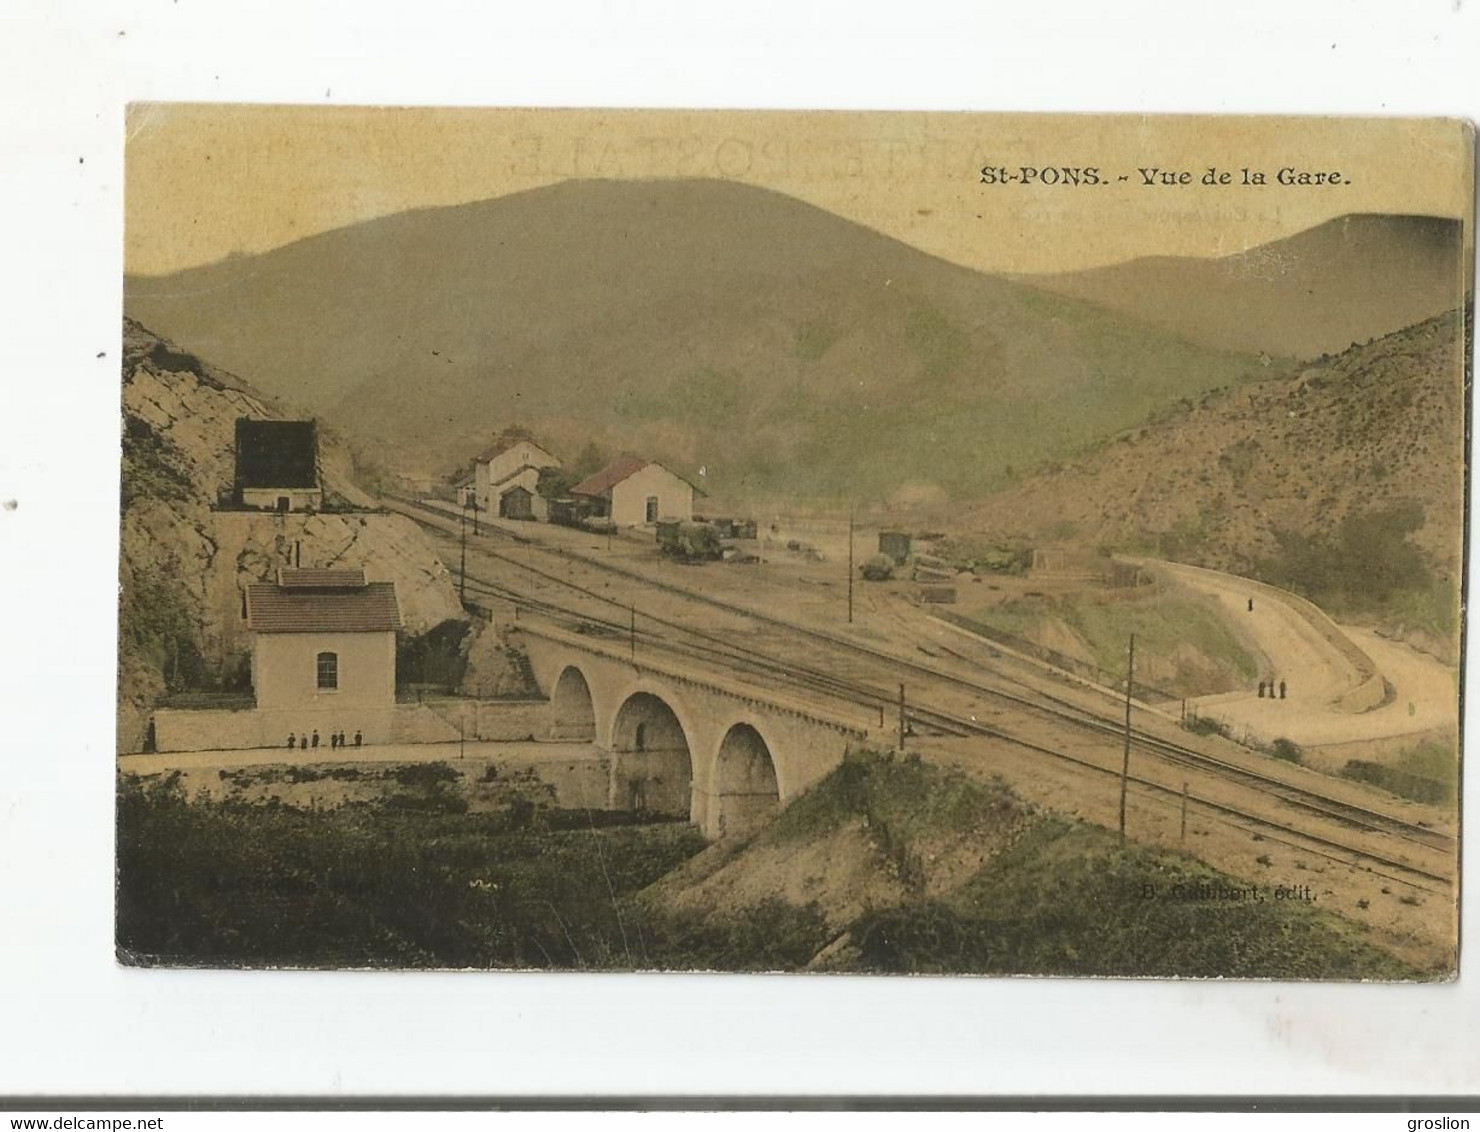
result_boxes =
[516,622,872,839]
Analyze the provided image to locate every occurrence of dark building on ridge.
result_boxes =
[234,418,322,512]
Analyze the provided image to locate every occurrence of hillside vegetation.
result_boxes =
[646,751,1421,978]
[967,310,1469,652]
[118,752,1424,977]
[124,178,1281,506]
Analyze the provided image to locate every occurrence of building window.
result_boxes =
[645,496,659,523]
[316,651,338,690]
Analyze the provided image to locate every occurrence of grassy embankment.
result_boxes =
[1340,738,1459,806]
[959,593,1257,689]
[117,752,1425,978]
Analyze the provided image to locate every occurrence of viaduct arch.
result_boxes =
[520,625,865,839]
[550,666,596,741]
[713,723,780,838]
[609,691,694,817]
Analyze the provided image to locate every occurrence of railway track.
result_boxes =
[391,497,1457,889]
[458,570,1454,892]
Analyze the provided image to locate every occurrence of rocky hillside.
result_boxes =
[124,178,1278,506]
[1020,214,1469,358]
[965,310,1469,646]
[119,318,466,751]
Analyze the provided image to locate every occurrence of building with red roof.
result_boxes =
[570,456,703,527]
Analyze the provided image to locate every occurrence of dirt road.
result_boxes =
[1154,561,1457,752]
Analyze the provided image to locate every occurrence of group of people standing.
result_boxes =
[286,728,363,750]
[1247,597,1290,701]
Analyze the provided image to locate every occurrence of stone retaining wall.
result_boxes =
[153,706,398,752]
[154,698,553,753]
[416,698,551,742]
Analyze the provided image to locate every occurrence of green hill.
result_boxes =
[125,178,1283,505]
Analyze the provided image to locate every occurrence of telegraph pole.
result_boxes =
[459,503,468,606]
[630,605,637,664]
[846,506,855,624]
[469,494,480,536]
[897,683,907,751]
[1180,781,1189,843]
[1118,633,1136,842]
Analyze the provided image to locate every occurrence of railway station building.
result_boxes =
[570,456,702,527]
[472,428,561,520]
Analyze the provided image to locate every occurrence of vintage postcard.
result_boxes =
[116,107,1472,977]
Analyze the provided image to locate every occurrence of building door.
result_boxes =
[645,495,659,523]
[277,496,290,513]
[500,487,533,520]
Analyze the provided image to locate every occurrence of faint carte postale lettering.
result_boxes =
[117,107,1471,976]
[507,131,971,183]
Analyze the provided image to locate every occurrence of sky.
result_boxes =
[125,105,1474,277]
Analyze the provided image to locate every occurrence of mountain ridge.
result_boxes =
[1016,212,1469,358]
[124,178,1288,505]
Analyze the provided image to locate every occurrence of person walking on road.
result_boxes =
[1248,598,1254,613]
[1279,680,1287,700]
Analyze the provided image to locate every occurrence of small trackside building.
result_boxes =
[472,429,561,520]
[234,418,323,512]
[570,456,703,527]
[451,469,476,508]
[246,568,400,734]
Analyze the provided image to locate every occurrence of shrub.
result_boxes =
[384,790,469,815]
[1183,716,1230,739]
[1340,758,1451,805]
[392,762,460,788]
[854,901,978,973]
[1269,738,1303,764]
[640,899,832,971]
